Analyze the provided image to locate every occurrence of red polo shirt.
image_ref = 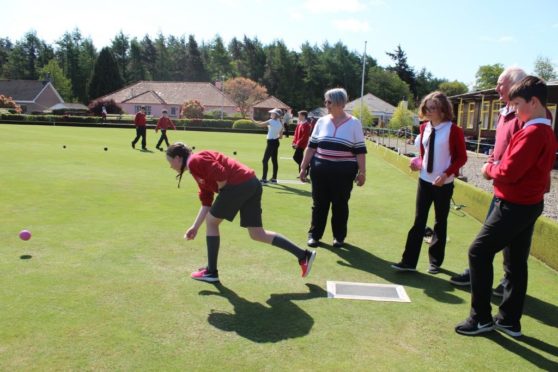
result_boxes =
[187,151,256,206]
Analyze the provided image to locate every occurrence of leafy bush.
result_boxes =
[0,95,22,113]
[232,119,259,130]
[181,99,204,119]
[88,99,124,115]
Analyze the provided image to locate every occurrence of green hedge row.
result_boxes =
[0,113,236,129]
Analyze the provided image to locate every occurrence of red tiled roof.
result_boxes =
[253,95,290,109]
[98,81,237,107]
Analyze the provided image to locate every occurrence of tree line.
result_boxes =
[7,29,555,112]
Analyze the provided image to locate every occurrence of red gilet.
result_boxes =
[187,151,256,206]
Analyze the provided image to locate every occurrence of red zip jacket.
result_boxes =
[292,121,312,149]
[156,117,176,131]
[419,122,467,177]
[485,119,557,205]
[134,112,146,127]
[187,151,256,206]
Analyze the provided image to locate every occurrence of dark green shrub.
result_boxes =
[232,119,259,130]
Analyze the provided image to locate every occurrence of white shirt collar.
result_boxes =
[523,118,552,128]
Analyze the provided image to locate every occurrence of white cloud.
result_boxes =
[333,19,369,32]
[290,11,304,21]
[479,35,515,43]
[552,23,558,28]
[303,0,366,13]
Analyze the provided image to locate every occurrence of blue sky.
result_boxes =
[3,0,557,87]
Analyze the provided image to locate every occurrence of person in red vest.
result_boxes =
[155,109,176,151]
[131,106,147,150]
[455,76,558,337]
[165,142,317,283]
[292,110,312,176]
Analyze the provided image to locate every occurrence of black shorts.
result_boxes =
[210,176,263,227]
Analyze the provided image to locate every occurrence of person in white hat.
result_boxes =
[253,108,284,183]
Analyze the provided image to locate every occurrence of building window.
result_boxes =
[491,101,503,129]
[466,102,475,129]
[170,107,177,117]
[481,102,491,130]
[135,106,151,115]
[547,104,557,130]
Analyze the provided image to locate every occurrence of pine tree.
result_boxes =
[88,47,124,100]
[185,35,209,82]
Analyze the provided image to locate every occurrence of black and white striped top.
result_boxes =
[308,115,367,162]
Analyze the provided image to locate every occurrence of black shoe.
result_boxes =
[450,270,471,286]
[332,239,344,248]
[427,264,440,274]
[455,317,494,336]
[391,262,416,272]
[260,179,268,184]
[269,178,277,183]
[494,318,522,337]
[307,238,320,248]
[131,141,135,149]
[493,283,504,297]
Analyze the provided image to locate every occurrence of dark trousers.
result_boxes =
[262,139,279,180]
[132,126,147,149]
[293,147,308,174]
[156,130,169,148]
[308,158,357,241]
[283,123,289,137]
[401,178,454,267]
[469,199,543,323]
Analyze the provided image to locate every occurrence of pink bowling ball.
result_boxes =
[19,230,32,241]
[411,157,422,170]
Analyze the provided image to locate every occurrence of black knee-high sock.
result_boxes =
[271,234,306,260]
[206,236,220,272]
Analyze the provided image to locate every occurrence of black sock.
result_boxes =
[206,236,220,272]
[271,234,306,260]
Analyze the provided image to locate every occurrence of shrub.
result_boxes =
[232,119,259,130]
[181,99,204,119]
[0,95,22,113]
[88,99,124,115]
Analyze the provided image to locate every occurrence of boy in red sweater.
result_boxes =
[131,106,147,150]
[166,142,316,283]
[456,76,558,337]
[155,109,176,151]
[292,110,312,175]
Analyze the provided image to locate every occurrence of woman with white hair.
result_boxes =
[299,88,367,248]
[254,108,284,183]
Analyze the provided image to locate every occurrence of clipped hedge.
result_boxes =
[367,141,558,270]
[233,119,262,130]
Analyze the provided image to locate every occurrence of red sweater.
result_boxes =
[485,119,557,205]
[156,117,176,131]
[292,121,312,149]
[187,151,256,206]
[419,122,467,177]
[134,112,147,127]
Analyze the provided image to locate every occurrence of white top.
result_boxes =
[309,115,367,162]
[419,121,454,184]
[266,119,283,139]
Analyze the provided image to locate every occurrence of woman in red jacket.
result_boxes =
[166,142,316,283]
[392,91,467,274]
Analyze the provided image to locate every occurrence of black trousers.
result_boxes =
[469,199,543,323]
[293,147,308,174]
[308,158,357,242]
[401,178,454,267]
[262,139,279,180]
[132,126,147,149]
[156,130,169,148]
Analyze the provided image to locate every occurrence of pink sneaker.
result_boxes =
[191,267,219,282]
[300,250,317,278]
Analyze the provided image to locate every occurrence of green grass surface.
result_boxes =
[1,125,557,370]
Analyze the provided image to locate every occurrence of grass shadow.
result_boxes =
[264,183,312,197]
[483,332,558,370]
[199,283,326,343]
[323,243,464,304]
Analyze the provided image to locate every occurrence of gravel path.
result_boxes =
[370,136,558,221]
